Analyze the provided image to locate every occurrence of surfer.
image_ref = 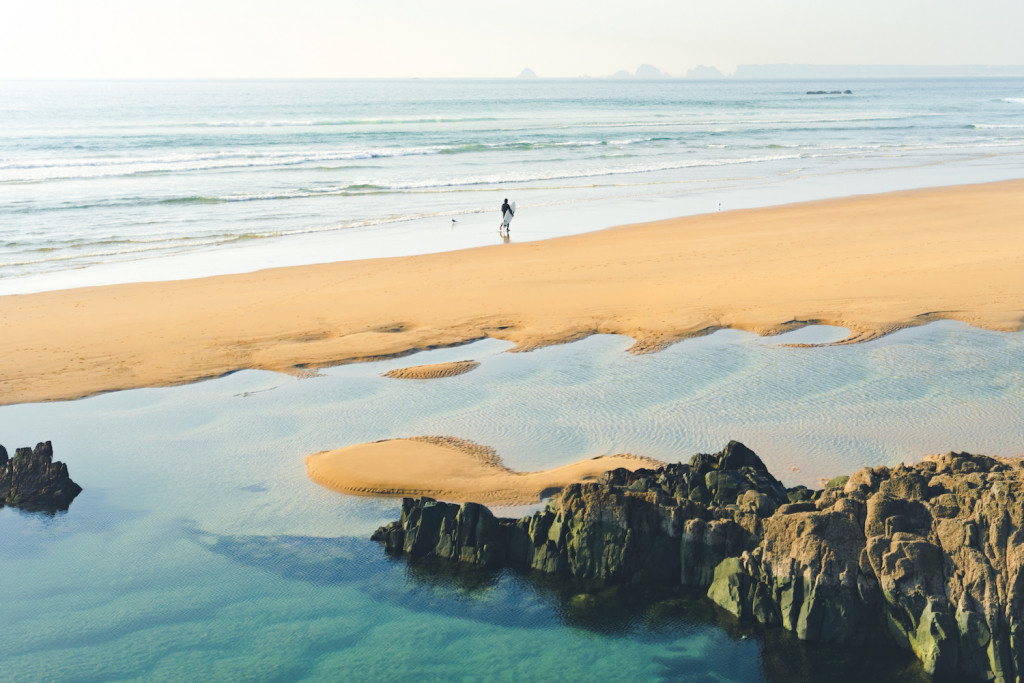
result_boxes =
[499,198,514,235]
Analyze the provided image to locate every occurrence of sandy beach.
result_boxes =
[306,436,664,504]
[1,179,1023,408]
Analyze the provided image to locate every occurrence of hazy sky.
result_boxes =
[4,0,1023,78]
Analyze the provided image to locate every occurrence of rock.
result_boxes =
[826,475,850,490]
[372,443,1024,681]
[786,485,818,502]
[707,556,750,618]
[371,497,511,568]
[0,441,82,513]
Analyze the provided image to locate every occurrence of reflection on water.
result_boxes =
[0,321,1020,679]
[199,532,391,586]
[0,488,140,558]
[194,528,930,682]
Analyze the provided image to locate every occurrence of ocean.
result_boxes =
[2,77,1023,293]
[3,78,1024,681]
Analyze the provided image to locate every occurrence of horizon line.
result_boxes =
[3,71,1024,82]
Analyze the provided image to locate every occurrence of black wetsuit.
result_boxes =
[501,201,513,217]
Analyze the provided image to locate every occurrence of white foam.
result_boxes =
[970,123,1024,129]
[4,156,1023,297]
[0,147,449,182]
[377,154,805,191]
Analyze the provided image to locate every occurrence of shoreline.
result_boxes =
[2,179,1023,406]
[5,165,1021,298]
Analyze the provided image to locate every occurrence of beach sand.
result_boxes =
[1,179,1023,407]
[305,436,664,504]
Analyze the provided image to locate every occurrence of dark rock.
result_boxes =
[0,441,82,513]
[373,442,1024,681]
[371,497,519,569]
[786,485,818,503]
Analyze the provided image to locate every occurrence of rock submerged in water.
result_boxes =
[373,441,1024,681]
[0,441,82,513]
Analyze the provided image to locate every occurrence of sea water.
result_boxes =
[1,322,1022,681]
[2,77,1024,293]
[3,78,1023,680]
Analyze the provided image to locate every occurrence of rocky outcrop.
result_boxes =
[0,441,82,512]
[373,441,782,583]
[717,451,1024,681]
[373,441,1024,681]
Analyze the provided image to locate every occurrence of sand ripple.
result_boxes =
[382,360,480,380]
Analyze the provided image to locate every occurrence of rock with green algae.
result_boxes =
[825,475,850,490]
[372,443,1024,682]
[373,441,779,584]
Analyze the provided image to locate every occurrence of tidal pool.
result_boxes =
[2,321,1020,681]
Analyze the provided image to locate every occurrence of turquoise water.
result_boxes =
[2,321,1021,680]
[2,78,1023,293]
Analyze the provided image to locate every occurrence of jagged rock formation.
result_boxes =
[373,441,1024,681]
[0,441,82,512]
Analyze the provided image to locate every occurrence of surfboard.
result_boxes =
[502,201,516,225]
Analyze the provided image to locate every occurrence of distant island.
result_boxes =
[611,64,670,78]
[517,68,537,79]
[634,63,668,78]
[685,65,725,79]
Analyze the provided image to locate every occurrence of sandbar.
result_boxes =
[383,360,480,380]
[305,436,664,505]
[2,180,1023,405]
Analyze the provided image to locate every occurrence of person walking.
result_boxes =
[499,198,514,236]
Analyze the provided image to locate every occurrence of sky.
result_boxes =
[3,0,1023,78]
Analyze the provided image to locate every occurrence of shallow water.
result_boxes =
[1,321,1021,680]
[3,78,1024,294]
